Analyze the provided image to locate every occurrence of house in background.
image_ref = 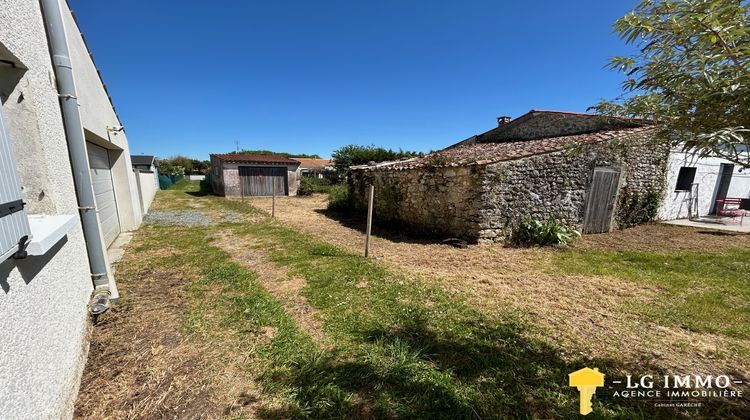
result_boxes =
[292,158,334,179]
[210,153,301,197]
[658,151,750,221]
[130,155,160,213]
[1,0,149,417]
[351,111,669,243]
[131,154,159,176]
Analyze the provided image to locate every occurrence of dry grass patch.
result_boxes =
[249,194,750,378]
[210,230,328,346]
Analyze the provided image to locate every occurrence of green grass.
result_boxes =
[132,185,748,418]
[554,248,750,339]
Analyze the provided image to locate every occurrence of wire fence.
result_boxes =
[158,174,184,190]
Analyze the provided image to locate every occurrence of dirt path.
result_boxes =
[211,230,329,347]
[75,239,264,419]
[247,194,750,376]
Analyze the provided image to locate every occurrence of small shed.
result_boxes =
[210,154,301,197]
[350,111,669,243]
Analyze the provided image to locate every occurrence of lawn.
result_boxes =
[555,248,750,340]
[75,181,750,419]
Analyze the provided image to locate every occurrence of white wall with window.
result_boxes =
[658,150,750,220]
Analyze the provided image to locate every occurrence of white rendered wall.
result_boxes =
[63,4,143,231]
[658,150,750,220]
[137,171,158,213]
[0,1,93,418]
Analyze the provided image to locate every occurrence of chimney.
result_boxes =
[497,116,512,126]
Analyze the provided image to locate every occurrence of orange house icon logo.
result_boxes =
[569,367,605,415]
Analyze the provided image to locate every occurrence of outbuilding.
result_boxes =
[210,153,301,197]
[350,111,670,243]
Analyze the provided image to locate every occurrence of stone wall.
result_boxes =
[350,165,484,240]
[350,131,669,243]
[455,111,646,148]
[477,132,668,241]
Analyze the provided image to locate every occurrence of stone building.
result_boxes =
[350,111,669,243]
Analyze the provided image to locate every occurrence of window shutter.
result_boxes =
[0,106,31,260]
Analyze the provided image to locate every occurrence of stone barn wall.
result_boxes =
[350,165,484,240]
[477,132,669,242]
[350,131,669,243]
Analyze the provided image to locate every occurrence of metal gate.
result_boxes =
[583,167,621,234]
[87,143,120,246]
[239,166,287,196]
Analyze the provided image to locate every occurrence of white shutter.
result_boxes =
[0,105,31,261]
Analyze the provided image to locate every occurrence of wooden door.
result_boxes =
[583,168,621,234]
[239,166,287,196]
[710,164,734,214]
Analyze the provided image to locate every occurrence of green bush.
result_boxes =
[514,219,579,247]
[327,184,351,211]
[299,177,334,196]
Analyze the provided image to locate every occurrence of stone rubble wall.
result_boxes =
[350,131,669,243]
[478,132,668,241]
[350,165,484,240]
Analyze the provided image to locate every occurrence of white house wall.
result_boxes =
[0,0,95,418]
[658,151,750,220]
[63,3,143,231]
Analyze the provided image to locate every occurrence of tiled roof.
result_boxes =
[292,158,332,168]
[358,126,656,171]
[211,154,300,165]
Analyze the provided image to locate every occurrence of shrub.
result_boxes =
[514,219,579,247]
[327,184,351,211]
[299,177,334,196]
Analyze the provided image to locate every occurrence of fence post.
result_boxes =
[272,181,276,218]
[365,184,374,257]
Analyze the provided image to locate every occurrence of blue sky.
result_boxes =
[69,0,637,160]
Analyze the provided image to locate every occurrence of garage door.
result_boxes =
[87,143,120,246]
[239,166,287,196]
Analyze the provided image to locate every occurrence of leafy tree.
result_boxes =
[331,144,423,172]
[157,155,211,175]
[228,149,322,159]
[592,0,750,168]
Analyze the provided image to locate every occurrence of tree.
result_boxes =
[331,144,423,172]
[592,0,750,168]
[156,155,211,175]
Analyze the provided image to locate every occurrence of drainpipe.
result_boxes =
[40,0,112,315]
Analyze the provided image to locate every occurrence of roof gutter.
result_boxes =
[40,0,115,315]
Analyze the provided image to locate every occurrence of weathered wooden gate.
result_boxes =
[583,167,621,234]
[239,166,287,196]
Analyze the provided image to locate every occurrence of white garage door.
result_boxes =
[87,143,120,247]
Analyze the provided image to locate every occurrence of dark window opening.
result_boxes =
[675,167,697,191]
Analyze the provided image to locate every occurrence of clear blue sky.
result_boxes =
[69,0,637,160]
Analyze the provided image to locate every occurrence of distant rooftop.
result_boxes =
[131,155,155,166]
[292,158,332,168]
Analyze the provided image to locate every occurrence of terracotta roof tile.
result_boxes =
[358,126,656,171]
[291,158,332,168]
[211,154,300,165]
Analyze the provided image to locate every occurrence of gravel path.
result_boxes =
[143,210,214,227]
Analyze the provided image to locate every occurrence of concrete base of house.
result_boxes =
[662,218,750,234]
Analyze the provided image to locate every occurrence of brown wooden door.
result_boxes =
[583,168,621,234]
[239,166,287,196]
